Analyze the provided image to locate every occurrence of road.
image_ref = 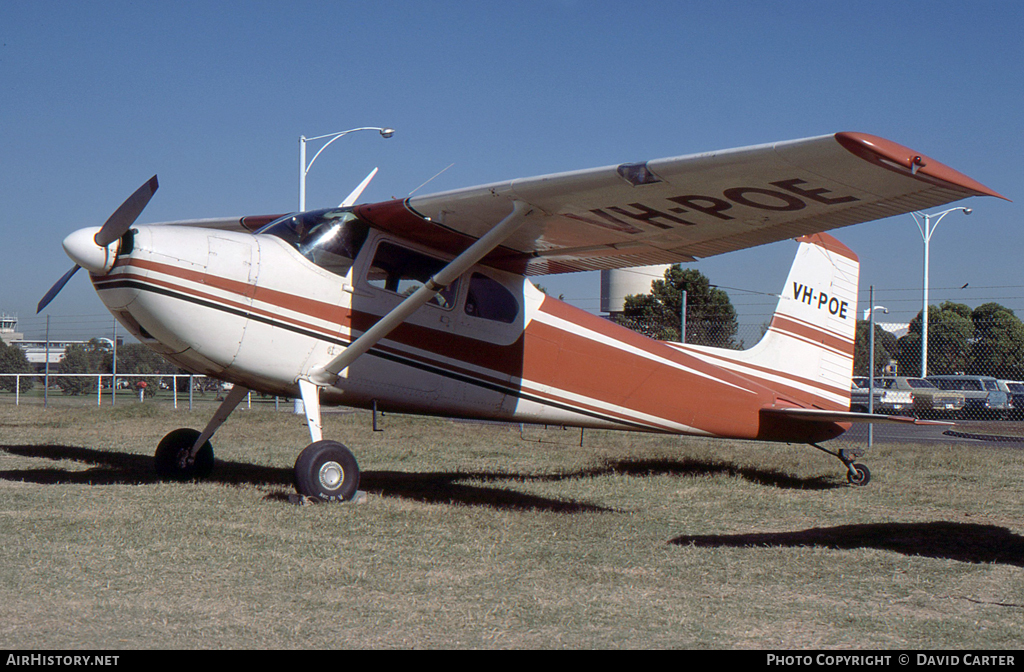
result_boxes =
[843,421,1024,447]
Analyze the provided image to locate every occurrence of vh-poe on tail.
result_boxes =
[39,132,1006,501]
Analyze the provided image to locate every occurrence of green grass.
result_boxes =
[1,403,1023,649]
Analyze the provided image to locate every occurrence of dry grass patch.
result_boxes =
[1,403,1023,648]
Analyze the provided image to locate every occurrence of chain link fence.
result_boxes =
[5,310,1023,452]
[611,313,1024,428]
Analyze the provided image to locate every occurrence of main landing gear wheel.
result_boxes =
[155,428,214,480]
[294,440,360,502]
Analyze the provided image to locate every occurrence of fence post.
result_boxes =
[44,316,50,409]
[15,374,19,406]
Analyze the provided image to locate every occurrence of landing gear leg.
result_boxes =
[292,379,362,502]
[154,384,250,481]
[810,442,872,486]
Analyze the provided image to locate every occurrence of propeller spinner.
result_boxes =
[37,176,158,313]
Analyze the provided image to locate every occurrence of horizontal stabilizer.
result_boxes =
[762,407,952,426]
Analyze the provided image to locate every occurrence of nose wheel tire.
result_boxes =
[155,428,214,480]
[294,440,360,502]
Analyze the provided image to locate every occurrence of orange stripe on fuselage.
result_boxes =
[530,298,779,438]
[106,257,789,438]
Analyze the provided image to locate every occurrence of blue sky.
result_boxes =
[3,1,1022,339]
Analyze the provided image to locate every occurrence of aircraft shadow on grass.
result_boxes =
[1,443,837,513]
[671,522,1024,567]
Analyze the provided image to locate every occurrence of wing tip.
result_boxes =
[835,132,1010,202]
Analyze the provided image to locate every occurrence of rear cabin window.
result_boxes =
[366,242,458,308]
[464,273,519,324]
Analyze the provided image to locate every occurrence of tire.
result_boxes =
[847,463,871,487]
[155,428,214,480]
[294,440,360,502]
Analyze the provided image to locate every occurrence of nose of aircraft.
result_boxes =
[62,226,118,274]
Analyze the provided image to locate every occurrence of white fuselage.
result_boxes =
[89,224,854,443]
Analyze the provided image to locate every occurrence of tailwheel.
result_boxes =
[155,428,214,481]
[810,443,872,487]
[294,440,360,502]
[846,462,871,486]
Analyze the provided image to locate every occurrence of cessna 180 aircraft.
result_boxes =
[38,132,1005,502]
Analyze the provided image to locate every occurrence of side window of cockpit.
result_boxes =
[366,242,459,308]
[464,272,519,323]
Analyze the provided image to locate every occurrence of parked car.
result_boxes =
[996,380,1024,419]
[871,376,965,418]
[926,375,1010,419]
[850,377,913,414]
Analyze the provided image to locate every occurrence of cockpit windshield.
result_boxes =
[257,208,370,276]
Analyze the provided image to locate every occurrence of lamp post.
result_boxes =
[294,126,393,415]
[299,126,394,212]
[911,207,972,377]
[865,286,888,448]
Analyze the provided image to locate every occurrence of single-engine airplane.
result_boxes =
[38,132,1006,501]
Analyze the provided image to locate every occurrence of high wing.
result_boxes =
[350,132,1006,275]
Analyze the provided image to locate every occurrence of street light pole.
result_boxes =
[293,126,394,415]
[911,207,972,377]
[865,287,888,449]
[299,126,394,212]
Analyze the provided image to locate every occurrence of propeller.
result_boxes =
[37,176,159,313]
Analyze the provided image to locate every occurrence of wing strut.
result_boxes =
[306,200,535,389]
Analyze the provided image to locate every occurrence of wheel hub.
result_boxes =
[318,461,345,490]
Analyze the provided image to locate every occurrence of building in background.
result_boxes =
[1,313,23,346]
[600,266,670,316]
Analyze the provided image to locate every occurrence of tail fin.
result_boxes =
[676,233,859,411]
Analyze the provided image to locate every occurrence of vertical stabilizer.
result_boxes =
[675,233,859,411]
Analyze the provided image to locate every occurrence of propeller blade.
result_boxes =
[339,167,378,207]
[37,264,81,313]
[94,175,159,247]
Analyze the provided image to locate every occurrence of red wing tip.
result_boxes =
[835,132,1010,202]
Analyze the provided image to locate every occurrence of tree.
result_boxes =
[897,302,974,376]
[968,303,1024,379]
[0,341,33,393]
[619,266,739,348]
[853,320,898,377]
[57,339,111,395]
